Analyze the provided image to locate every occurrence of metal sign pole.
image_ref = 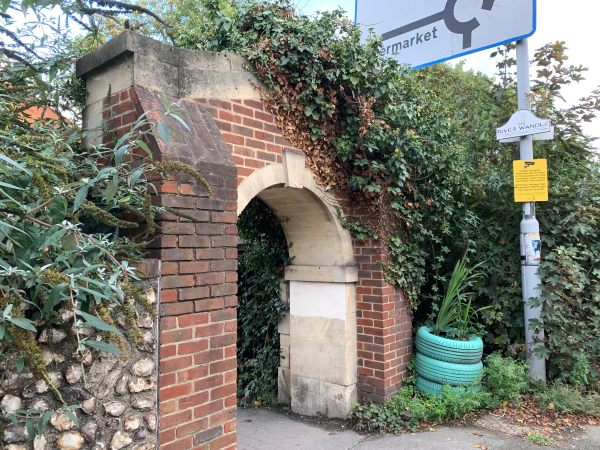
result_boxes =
[516,38,546,382]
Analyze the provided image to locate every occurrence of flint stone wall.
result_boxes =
[0,261,161,450]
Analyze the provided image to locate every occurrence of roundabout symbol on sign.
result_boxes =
[381,0,497,49]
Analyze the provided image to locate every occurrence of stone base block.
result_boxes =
[290,375,356,418]
[279,334,290,369]
[278,367,291,405]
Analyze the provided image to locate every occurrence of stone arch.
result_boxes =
[237,149,358,417]
[237,149,355,268]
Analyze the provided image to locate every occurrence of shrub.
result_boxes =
[351,384,493,432]
[535,384,600,417]
[483,354,528,405]
[0,103,200,359]
[556,353,592,389]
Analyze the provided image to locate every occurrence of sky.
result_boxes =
[294,0,600,140]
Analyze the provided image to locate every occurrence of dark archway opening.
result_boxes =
[237,198,290,406]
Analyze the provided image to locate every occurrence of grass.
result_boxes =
[525,431,556,446]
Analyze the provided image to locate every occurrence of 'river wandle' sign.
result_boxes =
[496,110,551,141]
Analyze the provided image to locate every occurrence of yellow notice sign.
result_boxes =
[513,159,549,202]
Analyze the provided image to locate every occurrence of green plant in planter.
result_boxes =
[433,257,487,340]
[415,257,488,395]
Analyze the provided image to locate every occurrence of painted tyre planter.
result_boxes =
[415,326,484,395]
[415,326,483,364]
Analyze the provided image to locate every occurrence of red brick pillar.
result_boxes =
[101,85,239,449]
[354,237,413,403]
[155,183,238,450]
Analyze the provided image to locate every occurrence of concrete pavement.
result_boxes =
[238,407,600,449]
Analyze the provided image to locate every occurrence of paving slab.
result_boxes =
[238,408,364,449]
[238,407,600,450]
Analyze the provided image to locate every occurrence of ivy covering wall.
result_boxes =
[154,0,600,385]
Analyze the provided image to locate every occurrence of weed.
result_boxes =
[535,384,600,416]
[525,431,555,446]
[484,353,528,405]
[557,353,591,389]
[351,384,494,432]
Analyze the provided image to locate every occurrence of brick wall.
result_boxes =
[353,238,413,403]
[188,97,412,403]
[192,98,289,186]
[102,87,238,450]
[100,85,412,449]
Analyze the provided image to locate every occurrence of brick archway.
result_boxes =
[78,31,413,450]
[238,150,358,417]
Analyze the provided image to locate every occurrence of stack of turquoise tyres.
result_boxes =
[414,326,484,395]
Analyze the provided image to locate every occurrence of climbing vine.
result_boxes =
[165,0,472,310]
[156,0,600,382]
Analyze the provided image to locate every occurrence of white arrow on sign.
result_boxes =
[496,110,551,141]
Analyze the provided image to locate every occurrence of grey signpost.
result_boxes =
[357,0,548,381]
[511,39,547,381]
[494,39,551,381]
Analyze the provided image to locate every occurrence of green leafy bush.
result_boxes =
[535,384,600,417]
[0,96,198,359]
[483,354,528,405]
[556,353,592,389]
[351,384,493,432]
[237,199,289,405]
[1,69,208,445]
